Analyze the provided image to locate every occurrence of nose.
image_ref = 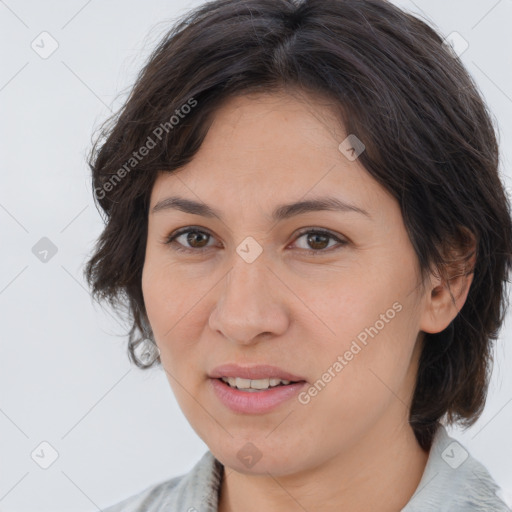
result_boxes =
[208,254,289,346]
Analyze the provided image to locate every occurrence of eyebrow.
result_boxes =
[151,195,371,221]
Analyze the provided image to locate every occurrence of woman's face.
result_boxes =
[142,91,431,475]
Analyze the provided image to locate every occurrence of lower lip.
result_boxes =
[210,378,307,414]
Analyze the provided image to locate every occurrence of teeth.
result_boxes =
[220,377,293,390]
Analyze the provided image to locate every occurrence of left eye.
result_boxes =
[293,229,347,252]
[163,227,347,253]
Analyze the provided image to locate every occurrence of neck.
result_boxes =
[217,420,430,512]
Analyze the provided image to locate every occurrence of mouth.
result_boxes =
[209,363,307,383]
[217,376,304,391]
[208,364,308,413]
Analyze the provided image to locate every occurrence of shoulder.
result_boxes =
[102,451,223,512]
[403,425,511,512]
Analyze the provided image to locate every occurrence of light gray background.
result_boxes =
[0,1,511,510]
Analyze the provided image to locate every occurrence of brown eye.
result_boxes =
[183,230,210,248]
[164,228,215,253]
[164,226,347,255]
[306,232,330,250]
[293,229,348,253]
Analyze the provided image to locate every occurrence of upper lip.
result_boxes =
[209,364,307,382]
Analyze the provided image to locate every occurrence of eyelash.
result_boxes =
[163,226,348,255]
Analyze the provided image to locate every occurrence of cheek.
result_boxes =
[303,276,419,407]
[299,317,417,447]
[141,260,184,363]
[142,271,171,331]
[141,257,208,379]
[299,272,401,353]
[142,252,189,324]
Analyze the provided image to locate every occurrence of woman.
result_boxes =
[85,0,512,510]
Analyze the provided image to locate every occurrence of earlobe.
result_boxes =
[419,227,477,335]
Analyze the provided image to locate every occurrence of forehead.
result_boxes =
[197,90,345,162]
[149,91,395,222]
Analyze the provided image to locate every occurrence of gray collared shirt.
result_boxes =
[102,425,511,511]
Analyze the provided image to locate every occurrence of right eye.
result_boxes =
[163,227,217,253]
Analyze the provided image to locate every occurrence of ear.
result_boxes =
[420,226,477,334]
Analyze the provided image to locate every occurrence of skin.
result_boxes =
[141,90,474,512]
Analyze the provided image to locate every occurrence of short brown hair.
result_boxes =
[84,0,512,451]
